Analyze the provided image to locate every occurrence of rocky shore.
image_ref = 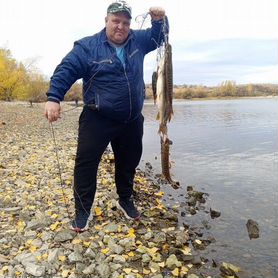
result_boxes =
[0,102,240,278]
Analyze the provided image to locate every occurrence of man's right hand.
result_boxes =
[44,101,61,122]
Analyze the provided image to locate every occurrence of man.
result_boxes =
[44,1,168,232]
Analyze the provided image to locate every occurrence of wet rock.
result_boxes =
[187,196,197,206]
[210,208,221,219]
[220,265,239,277]
[191,255,202,266]
[175,230,190,247]
[246,219,260,239]
[189,206,197,215]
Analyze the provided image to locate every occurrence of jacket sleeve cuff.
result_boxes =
[46,91,62,103]
[47,96,61,104]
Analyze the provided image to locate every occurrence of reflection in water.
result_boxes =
[141,98,278,278]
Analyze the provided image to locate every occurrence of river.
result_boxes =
[141,97,278,278]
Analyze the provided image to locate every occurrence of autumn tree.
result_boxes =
[26,73,48,106]
[0,48,29,101]
[64,82,83,105]
[216,80,237,97]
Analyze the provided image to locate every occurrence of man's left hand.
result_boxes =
[149,7,165,21]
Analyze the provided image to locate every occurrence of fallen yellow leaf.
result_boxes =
[155,191,165,197]
[101,248,110,255]
[83,241,91,247]
[143,268,151,275]
[172,268,179,276]
[29,245,37,253]
[94,207,102,216]
[72,239,82,244]
[61,269,70,278]
[16,220,26,232]
[58,255,66,262]
[123,268,132,274]
[127,251,135,257]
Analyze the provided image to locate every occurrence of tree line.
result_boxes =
[0,47,277,104]
[0,48,82,105]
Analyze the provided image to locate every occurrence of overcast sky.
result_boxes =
[0,0,277,85]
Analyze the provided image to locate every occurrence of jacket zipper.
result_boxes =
[123,67,132,121]
[92,59,113,64]
[129,49,139,58]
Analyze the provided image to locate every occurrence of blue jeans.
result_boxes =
[73,106,144,212]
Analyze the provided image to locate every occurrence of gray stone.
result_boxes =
[151,275,163,278]
[0,254,9,263]
[75,262,86,274]
[82,263,96,275]
[153,232,167,243]
[113,255,126,264]
[14,252,36,266]
[24,230,37,239]
[165,254,182,268]
[142,253,151,263]
[108,243,124,255]
[26,219,46,230]
[110,263,122,271]
[3,207,21,213]
[118,238,135,248]
[104,222,119,233]
[48,248,59,263]
[144,231,153,240]
[68,251,83,263]
[84,248,96,259]
[54,229,75,242]
[25,263,46,277]
[96,263,111,277]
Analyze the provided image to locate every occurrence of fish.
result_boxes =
[152,42,179,189]
[155,43,174,137]
[161,137,180,189]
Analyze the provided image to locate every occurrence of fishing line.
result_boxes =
[49,122,72,219]
[49,121,95,221]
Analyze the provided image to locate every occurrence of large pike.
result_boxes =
[153,42,179,189]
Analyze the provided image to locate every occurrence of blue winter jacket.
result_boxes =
[47,19,168,123]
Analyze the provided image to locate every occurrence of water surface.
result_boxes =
[141,98,278,277]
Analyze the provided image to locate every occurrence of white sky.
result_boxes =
[0,0,277,85]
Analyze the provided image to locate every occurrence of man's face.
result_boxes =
[105,13,131,45]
